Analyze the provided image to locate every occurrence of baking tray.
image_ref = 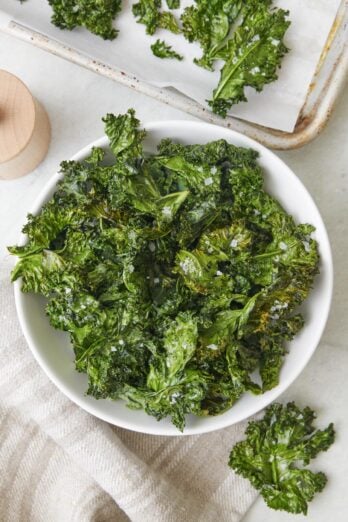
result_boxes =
[1,1,347,150]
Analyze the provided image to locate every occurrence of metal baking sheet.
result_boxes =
[0,0,346,149]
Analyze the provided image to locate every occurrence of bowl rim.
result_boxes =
[13,119,334,436]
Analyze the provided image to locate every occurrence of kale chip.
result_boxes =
[132,0,180,35]
[229,403,335,514]
[151,39,183,60]
[48,0,122,40]
[181,0,290,116]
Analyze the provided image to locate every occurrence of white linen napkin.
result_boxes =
[0,259,258,522]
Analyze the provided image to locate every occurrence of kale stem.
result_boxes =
[271,458,279,486]
[213,40,261,99]
[253,249,282,260]
[75,339,101,364]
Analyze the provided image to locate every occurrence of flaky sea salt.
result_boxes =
[302,240,311,252]
[162,206,172,218]
[204,177,213,186]
[180,258,196,274]
[170,392,181,404]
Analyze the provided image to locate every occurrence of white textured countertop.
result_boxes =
[0,32,347,522]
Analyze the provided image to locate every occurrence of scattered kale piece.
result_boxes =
[47,0,122,40]
[209,4,290,117]
[181,0,290,116]
[151,39,183,60]
[132,0,180,35]
[102,109,146,158]
[9,110,319,431]
[229,403,335,514]
[181,0,245,71]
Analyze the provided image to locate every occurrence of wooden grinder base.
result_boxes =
[0,70,51,180]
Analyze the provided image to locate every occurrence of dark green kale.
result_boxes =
[151,39,183,60]
[209,4,290,116]
[102,109,146,158]
[9,110,319,431]
[166,0,179,8]
[48,0,122,40]
[132,0,180,35]
[181,0,245,70]
[181,0,290,116]
[229,403,335,514]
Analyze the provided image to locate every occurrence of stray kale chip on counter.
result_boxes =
[229,403,335,514]
[9,110,319,431]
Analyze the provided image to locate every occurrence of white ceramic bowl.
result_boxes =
[14,120,333,436]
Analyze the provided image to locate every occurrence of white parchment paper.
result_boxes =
[0,0,341,132]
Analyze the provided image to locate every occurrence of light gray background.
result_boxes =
[0,31,347,521]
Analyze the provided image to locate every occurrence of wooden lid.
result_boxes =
[0,69,36,163]
[0,70,51,180]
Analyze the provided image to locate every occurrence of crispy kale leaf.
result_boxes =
[9,110,319,431]
[166,0,179,8]
[132,0,180,35]
[181,0,245,70]
[229,403,335,514]
[102,109,146,158]
[48,0,122,40]
[181,0,290,115]
[151,39,183,60]
[209,4,290,116]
